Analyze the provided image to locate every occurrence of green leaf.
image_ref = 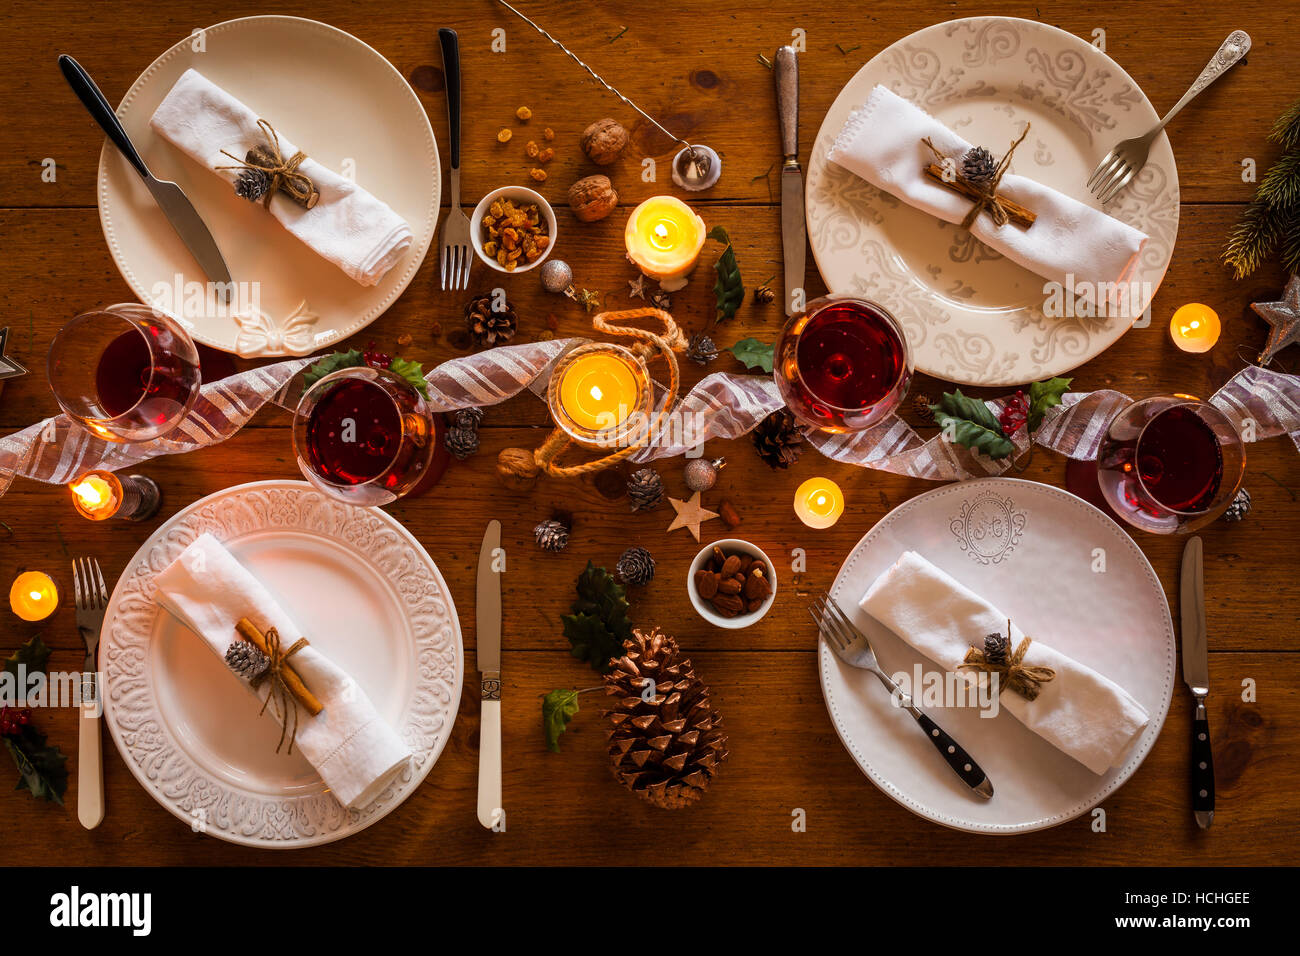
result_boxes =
[562,562,634,672]
[931,389,1014,459]
[561,612,625,673]
[542,688,582,752]
[728,337,774,373]
[5,727,68,805]
[1027,377,1072,432]
[302,350,364,389]
[388,356,429,398]
[707,226,744,325]
[4,635,51,679]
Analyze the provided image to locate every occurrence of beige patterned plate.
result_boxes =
[806,17,1179,386]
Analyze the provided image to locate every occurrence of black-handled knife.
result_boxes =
[1180,535,1214,828]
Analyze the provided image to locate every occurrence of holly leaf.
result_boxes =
[4,635,51,679]
[388,356,429,398]
[5,726,69,805]
[707,225,744,325]
[931,389,1014,459]
[561,612,625,673]
[728,337,774,373]
[302,350,363,389]
[542,688,582,752]
[1027,376,1072,432]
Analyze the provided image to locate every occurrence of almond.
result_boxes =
[695,569,719,599]
[746,597,764,612]
[719,577,742,595]
[721,555,742,578]
[743,570,765,599]
[711,592,744,613]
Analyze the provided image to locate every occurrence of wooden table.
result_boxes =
[1,0,1296,866]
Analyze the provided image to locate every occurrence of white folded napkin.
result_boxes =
[859,551,1149,775]
[154,532,411,809]
[827,85,1148,306]
[149,69,412,286]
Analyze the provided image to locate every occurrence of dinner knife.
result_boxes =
[59,55,234,300]
[476,519,503,830]
[1180,535,1214,829]
[774,45,805,317]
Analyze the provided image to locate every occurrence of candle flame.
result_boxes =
[73,479,105,509]
[816,494,827,507]
[590,385,603,402]
[653,223,669,241]
[28,590,41,601]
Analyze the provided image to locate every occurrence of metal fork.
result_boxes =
[73,556,109,829]
[1087,31,1250,204]
[811,592,993,799]
[437,28,472,291]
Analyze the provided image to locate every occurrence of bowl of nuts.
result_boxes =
[688,539,777,629]
[471,186,557,274]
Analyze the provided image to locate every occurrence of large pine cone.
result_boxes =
[604,627,729,809]
[465,293,518,348]
[752,407,804,470]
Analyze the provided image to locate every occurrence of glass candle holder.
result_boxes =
[70,470,162,521]
[547,344,652,449]
[10,571,58,622]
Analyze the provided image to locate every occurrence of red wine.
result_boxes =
[1134,405,1224,512]
[94,328,198,424]
[304,379,403,485]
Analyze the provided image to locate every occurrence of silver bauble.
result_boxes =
[684,456,725,492]
[540,259,573,294]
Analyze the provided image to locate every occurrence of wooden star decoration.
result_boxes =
[0,327,29,383]
[1251,274,1300,366]
[666,491,719,541]
[627,274,646,299]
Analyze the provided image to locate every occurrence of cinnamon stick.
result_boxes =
[235,618,324,716]
[923,164,1037,228]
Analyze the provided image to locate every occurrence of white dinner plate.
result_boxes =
[101,480,462,847]
[821,477,1175,833]
[98,16,439,357]
[806,16,1179,386]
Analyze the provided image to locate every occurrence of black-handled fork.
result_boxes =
[811,593,993,799]
[436,29,470,291]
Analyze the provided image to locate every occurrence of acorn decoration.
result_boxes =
[465,293,518,348]
[627,467,664,512]
[752,408,804,470]
[616,547,656,586]
[534,518,570,552]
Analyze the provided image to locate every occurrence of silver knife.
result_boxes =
[774,46,805,317]
[1180,535,1215,829]
[59,55,233,300]
[476,519,503,830]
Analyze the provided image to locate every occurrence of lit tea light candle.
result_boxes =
[70,470,162,522]
[10,571,58,622]
[794,477,845,529]
[624,196,706,289]
[1170,303,1221,353]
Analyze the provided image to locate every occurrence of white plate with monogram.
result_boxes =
[101,480,462,847]
[806,17,1179,386]
[821,477,1175,833]
[98,16,439,357]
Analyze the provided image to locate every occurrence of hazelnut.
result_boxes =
[567,174,618,223]
[580,118,629,165]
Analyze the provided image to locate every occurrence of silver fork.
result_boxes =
[73,556,109,829]
[437,28,472,291]
[1087,31,1250,204]
[811,592,993,799]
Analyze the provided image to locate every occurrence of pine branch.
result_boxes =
[1280,213,1300,276]
[1270,96,1300,150]
[1256,148,1300,208]
[1223,198,1283,280]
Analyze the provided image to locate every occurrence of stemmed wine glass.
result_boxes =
[292,365,436,506]
[47,303,202,443]
[773,294,912,432]
[1096,395,1246,534]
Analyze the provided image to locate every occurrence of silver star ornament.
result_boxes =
[1251,274,1300,366]
[0,327,29,383]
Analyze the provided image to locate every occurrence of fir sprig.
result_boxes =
[1224,95,1300,279]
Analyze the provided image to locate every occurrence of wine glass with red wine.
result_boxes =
[47,303,202,443]
[293,366,436,506]
[1096,396,1245,534]
[774,295,912,432]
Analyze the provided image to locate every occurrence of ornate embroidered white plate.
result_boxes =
[101,480,462,847]
[806,17,1179,386]
[97,16,439,357]
[821,477,1175,833]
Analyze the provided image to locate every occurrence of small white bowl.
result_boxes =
[470,185,557,274]
[687,538,778,629]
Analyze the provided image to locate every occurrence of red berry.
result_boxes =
[998,390,1029,435]
[362,340,392,370]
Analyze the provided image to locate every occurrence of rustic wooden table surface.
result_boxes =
[0,0,1296,866]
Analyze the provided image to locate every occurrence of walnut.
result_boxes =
[496,128,512,143]
[516,106,532,120]
[581,118,628,165]
[568,174,618,223]
[529,167,548,182]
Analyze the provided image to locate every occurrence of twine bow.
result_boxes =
[218,119,319,210]
[922,125,1032,230]
[248,626,311,754]
[958,619,1057,702]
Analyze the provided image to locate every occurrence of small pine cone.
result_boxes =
[465,293,518,348]
[616,547,656,586]
[234,168,271,203]
[650,289,672,312]
[445,426,480,460]
[453,407,484,431]
[753,285,775,304]
[751,408,804,470]
[961,146,998,185]
[224,640,269,680]
[983,631,1009,665]
[534,518,570,552]
[1221,487,1252,523]
[686,332,718,366]
[912,393,934,423]
[627,467,664,512]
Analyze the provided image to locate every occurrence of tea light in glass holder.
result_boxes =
[70,470,161,522]
[793,477,845,529]
[10,571,58,622]
[1170,303,1221,353]
[547,344,652,448]
[624,196,706,290]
